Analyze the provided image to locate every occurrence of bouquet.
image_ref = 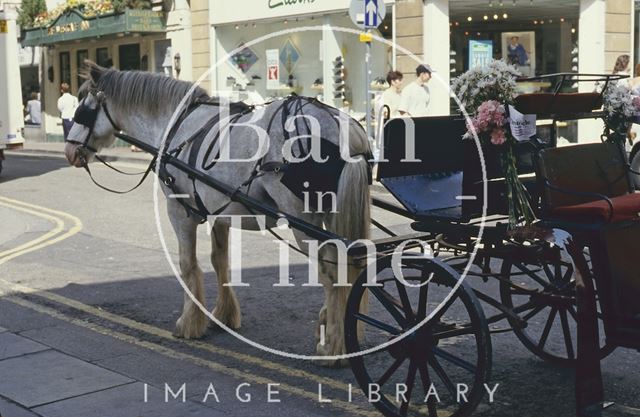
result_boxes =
[451,60,536,229]
[601,82,640,144]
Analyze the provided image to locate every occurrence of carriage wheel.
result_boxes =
[345,256,491,417]
[499,245,615,366]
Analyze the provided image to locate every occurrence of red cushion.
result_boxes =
[551,193,640,223]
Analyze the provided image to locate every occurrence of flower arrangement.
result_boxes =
[451,59,536,229]
[27,0,150,28]
[601,81,640,144]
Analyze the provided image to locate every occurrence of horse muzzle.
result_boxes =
[64,142,91,168]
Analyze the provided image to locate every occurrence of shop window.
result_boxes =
[59,51,71,89]
[96,47,112,68]
[76,49,88,89]
[118,43,141,70]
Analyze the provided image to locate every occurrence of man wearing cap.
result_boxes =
[398,64,432,117]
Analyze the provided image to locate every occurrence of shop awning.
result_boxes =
[21,9,166,47]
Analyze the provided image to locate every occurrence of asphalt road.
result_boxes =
[0,153,638,417]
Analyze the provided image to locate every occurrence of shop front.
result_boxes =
[22,1,192,141]
[210,0,395,119]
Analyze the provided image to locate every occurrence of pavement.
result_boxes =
[4,140,154,166]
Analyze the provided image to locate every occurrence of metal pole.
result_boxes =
[365,28,372,140]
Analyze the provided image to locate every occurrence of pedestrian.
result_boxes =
[57,82,78,140]
[24,92,42,125]
[613,54,631,77]
[382,70,403,119]
[398,64,432,117]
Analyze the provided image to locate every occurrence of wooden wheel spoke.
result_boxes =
[433,347,476,374]
[522,305,546,321]
[370,287,409,328]
[417,276,430,319]
[399,361,418,417]
[432,324,475,340]
[516,262,553,290]
[559,310,575,359]
[377,356,406,387]
[395,279,416,322]
[427,354,456,398]
[354,313,401,335]
[432,292,460,324]
[538,307,558,349]
[419,363,440,417]
[568,305,579,321]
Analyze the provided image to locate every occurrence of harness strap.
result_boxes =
[82,155,157,194]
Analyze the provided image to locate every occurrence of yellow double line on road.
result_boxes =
[0,196,376,417]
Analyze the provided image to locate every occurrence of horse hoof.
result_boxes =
[316,357,349,368]
[174,317,207,339]
[315,343,348,368]
[210,307,241,330]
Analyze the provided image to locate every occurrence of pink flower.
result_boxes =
[490,128,506,145]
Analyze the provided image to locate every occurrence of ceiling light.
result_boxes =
[503,13,508,18]
[533,20,538,24]
[571,27,575,33]
[499,0,504,6]
[493,14,499,20]
[560,17,565,22]
[483,15,488,20]
[467,16,473,21]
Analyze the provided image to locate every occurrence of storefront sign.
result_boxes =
[266,49,280,90]
[22,9,165,47]
[468,40,492,70]
[212,0,394,25]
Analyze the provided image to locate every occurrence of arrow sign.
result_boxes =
[365,0,378,27]
[349,0,385,29]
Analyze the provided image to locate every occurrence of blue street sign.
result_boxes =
[349,0,385,30]
[365,0,378,28]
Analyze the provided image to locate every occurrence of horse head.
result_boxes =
[65,60,120,167]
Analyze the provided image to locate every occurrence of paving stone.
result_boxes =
[0,333,49,360]
[0,397,41,417]
[93,352,240,399]
[20,324,139,362]
[33,382,224,417]
[0,350,132,408]
[0,299,62,333]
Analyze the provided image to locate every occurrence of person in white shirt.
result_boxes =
[398,64,432,118]
[25,92,42,125]
[57,82,78,140]
[381,70,403,119]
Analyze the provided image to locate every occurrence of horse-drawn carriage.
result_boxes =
[63,63,639,417]
[343,73,640,417]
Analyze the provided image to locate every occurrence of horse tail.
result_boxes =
[330,122,371,244]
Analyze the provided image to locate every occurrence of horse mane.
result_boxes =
[89,65,209,115]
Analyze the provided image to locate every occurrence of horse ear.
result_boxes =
[81,59,105,83]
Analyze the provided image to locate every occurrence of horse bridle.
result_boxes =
[67,89,156,194]
[67,90,122,158]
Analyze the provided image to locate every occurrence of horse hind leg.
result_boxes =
[169,204,208,339]
[209,221,241,330]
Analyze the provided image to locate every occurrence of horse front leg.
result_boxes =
[168,202,208,339]
[209,221,241,330]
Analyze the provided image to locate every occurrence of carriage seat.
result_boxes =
[536,142,638,224]
[550,192,640,223]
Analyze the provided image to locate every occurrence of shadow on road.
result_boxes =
[0,153,70,184]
